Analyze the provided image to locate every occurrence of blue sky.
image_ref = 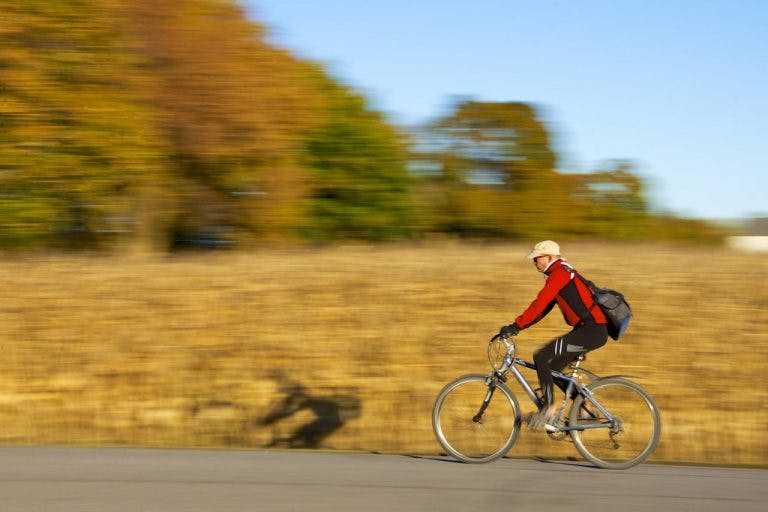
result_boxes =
[244,1,767,220]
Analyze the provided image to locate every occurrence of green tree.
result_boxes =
[569,160,650,238]
[415,100,573,237]
[410,100,685,241]
[299,71,414,240]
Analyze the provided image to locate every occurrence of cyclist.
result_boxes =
[499,240,608,431]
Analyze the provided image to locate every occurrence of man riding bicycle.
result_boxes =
[499,240,608,431]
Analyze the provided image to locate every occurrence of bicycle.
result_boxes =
[432,333,661,469]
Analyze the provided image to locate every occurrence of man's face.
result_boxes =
[533,255,552,273]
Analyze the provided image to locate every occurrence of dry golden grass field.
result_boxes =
[0,242,766,466]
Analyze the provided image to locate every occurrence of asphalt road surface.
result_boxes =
[0,447,765,511]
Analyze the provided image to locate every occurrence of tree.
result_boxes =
[572,161,647,212]
[0,0,164,248]
[565,160,648,238]
[1,0,417,248]
[436,101,557,189]
[124,0,325,246]
[0,3,723,248]
[299,69,414,240]
[415,100,573,237]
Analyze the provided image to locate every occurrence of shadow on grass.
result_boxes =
[255,372,361,449]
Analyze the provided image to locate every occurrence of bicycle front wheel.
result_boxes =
[432,374,521,463]
[569,377,661,469]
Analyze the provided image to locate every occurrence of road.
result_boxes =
[0,447,765,511]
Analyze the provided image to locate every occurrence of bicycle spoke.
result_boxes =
[569,378,660,469]
[433,375,520,463]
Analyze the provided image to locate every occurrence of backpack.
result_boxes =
[577,274,632,340]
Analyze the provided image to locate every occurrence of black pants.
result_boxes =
[533,322,608,407]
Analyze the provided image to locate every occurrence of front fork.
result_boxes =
[473,372,505,422]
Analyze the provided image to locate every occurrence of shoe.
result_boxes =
[525,409,559,433]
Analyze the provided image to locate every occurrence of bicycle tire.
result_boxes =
[432,374,521,463]
[569,377,661,469]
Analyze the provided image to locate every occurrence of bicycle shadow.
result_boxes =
[533,457,599,469]
[254,372,361,449]
[406,454,597,468]
[405,454,464,464]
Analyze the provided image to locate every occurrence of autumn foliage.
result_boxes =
[0,0,726,250]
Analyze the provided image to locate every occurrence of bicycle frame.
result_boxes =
[490,340,616,433]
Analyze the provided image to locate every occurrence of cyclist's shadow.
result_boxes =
[256,372,361,449]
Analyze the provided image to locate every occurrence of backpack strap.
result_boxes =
[560,264,598,325]
[573,271,599,325]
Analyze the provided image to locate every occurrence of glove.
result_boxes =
[499,323,520,337]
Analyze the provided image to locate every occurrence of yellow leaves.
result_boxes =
[126,0,320,161]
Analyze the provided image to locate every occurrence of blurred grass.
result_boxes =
[0,242,766,466]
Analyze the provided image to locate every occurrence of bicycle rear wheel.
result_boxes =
[569,377,661,469]
[432,374,521,463]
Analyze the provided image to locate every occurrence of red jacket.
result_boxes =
[515,258,607,329]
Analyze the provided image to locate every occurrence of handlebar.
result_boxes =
[488,333,516,372]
